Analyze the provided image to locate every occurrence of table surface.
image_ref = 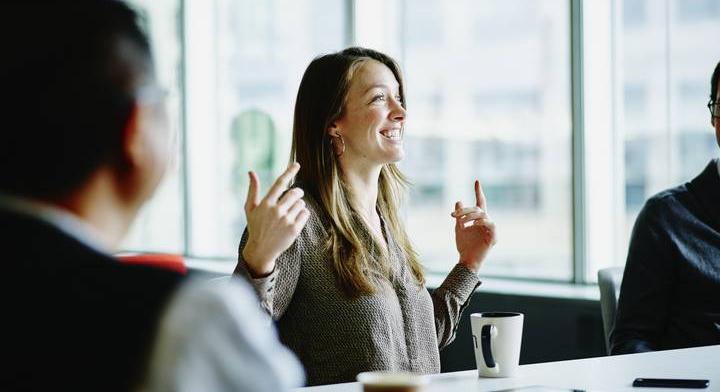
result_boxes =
[296,345,720,392]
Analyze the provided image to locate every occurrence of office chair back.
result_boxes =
[117,253,187,275]
[597,267,624,354]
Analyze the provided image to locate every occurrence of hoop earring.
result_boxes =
[330,134,345,157]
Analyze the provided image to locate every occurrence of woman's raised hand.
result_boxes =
[242,162,310,277]
[451,180,497,273]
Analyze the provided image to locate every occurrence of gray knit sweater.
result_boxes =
[234,193,481,386]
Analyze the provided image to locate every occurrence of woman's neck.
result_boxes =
[340,162,381,219]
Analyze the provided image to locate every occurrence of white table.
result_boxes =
[296,345,720,391]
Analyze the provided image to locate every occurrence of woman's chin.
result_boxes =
[385,150,405,164]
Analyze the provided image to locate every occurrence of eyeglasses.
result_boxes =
[708,100,719,118]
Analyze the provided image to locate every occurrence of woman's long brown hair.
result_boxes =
[290,47,424,297]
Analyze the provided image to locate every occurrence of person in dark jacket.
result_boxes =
[611,61,720,355]
[0,1,303,390]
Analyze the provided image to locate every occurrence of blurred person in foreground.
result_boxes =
[0,1,303,390]
[234,47,497,386]
[611,61,720,355]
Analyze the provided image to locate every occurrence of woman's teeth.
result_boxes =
[380,129,402,140]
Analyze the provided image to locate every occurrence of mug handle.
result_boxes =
[481,324,500,374]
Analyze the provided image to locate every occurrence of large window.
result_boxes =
[184,0,347,258]
[621,0,720,219]
[123,0,720,285]
[395,0,573,280]
[586,0,720,280]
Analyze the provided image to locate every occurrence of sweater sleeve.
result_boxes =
[233,227,303,320]
[610,197,675,355]
[431,263,481,349]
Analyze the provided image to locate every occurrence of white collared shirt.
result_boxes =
[0,193,109,253]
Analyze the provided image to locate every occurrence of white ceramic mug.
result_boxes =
[470,312,524,378]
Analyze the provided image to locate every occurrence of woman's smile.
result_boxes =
[379,127,403,142]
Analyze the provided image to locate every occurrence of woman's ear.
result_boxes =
[327,122,341,138]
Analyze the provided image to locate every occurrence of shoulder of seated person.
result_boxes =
[638,187,694,230]
[644,185,688,212]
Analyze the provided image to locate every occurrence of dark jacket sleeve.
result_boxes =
[610,197,676,355]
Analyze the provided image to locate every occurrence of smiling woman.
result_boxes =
[233,47,496,386]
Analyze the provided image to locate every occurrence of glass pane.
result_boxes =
[121,0,184,253]
[619,0,720,263]
[669,0,720,183]
[401,0,572,280]
[622,0,671,231]
[186,0,346,258]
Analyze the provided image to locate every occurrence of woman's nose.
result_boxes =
[390,99,406,121]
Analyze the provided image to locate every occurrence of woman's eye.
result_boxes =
[371,94,385,103]
[395,95,403,103]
